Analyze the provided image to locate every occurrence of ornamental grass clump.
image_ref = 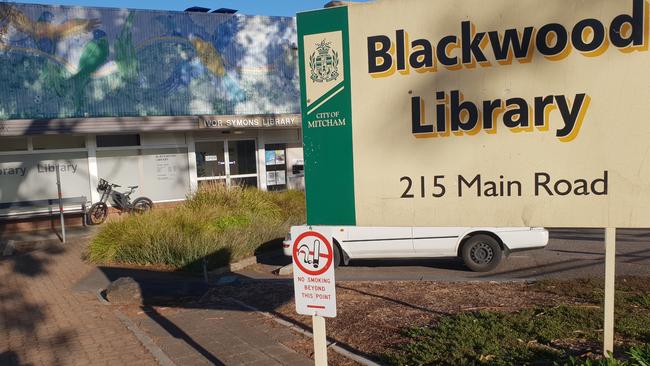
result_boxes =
[88,183,305,271]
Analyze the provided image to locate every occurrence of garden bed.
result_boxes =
[87,184,305,272]
[205,277,650,365]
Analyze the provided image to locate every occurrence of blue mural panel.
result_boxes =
[0,3,299,120]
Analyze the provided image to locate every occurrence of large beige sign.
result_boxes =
[298,0,650,227]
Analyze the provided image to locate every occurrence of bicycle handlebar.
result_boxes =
[97,178,134,192]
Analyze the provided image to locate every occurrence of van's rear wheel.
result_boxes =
[461,235,503,272]
[333,244,342,268]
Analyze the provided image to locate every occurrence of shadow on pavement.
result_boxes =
[0,351,19,365]
[98,266,209,299]
[92,250,379,364]
[336,283,448,316]
[0,231,80,366]
[142,305,226,366]
[347,257,466,270]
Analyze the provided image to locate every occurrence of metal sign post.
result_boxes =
[55,164,66,243]
[603,228,616,356]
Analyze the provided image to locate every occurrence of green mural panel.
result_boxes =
[0,3,300,120]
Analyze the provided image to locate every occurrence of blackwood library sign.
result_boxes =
[298,0,650,228]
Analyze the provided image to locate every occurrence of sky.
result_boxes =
[7,0,345,16]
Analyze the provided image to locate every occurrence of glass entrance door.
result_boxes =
[227,140,258,187]
[195,140,258,187]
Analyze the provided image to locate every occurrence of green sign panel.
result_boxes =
[298,6,355,225]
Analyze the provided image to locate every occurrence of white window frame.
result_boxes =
[0,135,87,156]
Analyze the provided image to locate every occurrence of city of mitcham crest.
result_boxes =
[309,39,339,83]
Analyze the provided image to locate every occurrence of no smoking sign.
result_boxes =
[291,227,337,317]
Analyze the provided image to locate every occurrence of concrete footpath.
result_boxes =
[0,230,158,366]
[0,230,313,366]
[123,300,312,366]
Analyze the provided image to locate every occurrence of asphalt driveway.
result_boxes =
[242,228,650,282]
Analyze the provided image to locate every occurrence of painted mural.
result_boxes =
[0,3,299,120]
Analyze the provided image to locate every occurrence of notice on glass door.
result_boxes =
[155,154,178,181]
[276,170,286,185]
[266,171,277,186]
[266,170,286,186]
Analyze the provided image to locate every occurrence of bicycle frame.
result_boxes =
[111,190,134,210]
[96,179,137,211]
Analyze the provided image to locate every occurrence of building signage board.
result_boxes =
[291,227,337,318]
[198,114,301,129]
[298,0,650,228]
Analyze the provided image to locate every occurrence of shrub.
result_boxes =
[384,306,605,366]
[87,183,305,271]
[385,300,650,366]
[628,344,650,366]
[554,344,650,366]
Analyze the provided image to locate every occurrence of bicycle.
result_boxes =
[87,178,154,225]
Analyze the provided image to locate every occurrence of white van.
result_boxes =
[283,226,549,272]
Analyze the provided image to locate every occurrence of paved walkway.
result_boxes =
[127,301,312,366]
[1,231,314,366]
[0,234,158,366]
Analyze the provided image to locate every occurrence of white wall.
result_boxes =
[0,151,90,210]
[0,128,304,214]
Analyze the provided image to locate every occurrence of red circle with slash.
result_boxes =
[292,231,333,276]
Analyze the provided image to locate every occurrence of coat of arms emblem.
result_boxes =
[309,39,339,83]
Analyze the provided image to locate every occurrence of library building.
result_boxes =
[0,3,304,220]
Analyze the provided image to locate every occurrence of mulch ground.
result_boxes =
[205,280,585,364]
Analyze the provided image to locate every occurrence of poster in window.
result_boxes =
[276,170,286,185]
[265,150,276,166]
[274,150,285,165]
[266,170,277,186]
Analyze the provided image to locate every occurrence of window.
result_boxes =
[97,134,141,148]
[140,133,186,146]
[0,151,90,206]
[232,177,258,188]
[32,135,85,150]
[265,143,287,191]
[96,148,190,202]
[0,137,28,152]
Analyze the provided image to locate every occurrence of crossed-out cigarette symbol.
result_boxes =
[297,239,329,269]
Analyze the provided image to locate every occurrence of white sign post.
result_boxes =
[604,228,616,355]
[292,227,337,365]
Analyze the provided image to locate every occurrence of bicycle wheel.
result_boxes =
[131,197,153,214]
[88,202,108,225]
